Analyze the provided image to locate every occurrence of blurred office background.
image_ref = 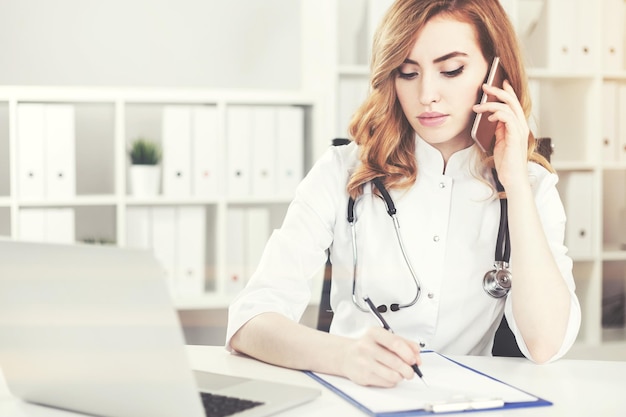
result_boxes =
[1,0,625,360]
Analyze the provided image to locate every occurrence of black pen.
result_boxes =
[363,296,427,385]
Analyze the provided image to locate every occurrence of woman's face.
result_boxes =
[395,16,489,153]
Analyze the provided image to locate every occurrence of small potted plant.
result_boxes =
[128,138,162,196]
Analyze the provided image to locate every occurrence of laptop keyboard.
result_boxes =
[200,392,265,417]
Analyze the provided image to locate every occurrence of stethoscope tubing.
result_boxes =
[348,177,421,312]
[347,171,512,312]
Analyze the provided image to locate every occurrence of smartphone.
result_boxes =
[471,56,505,154]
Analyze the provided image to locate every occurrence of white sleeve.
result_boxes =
[225,145,354,351]
[504,167,582,362]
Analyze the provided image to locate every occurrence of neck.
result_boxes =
[431,136,474,172]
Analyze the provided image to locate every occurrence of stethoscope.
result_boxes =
[348,170,511,314]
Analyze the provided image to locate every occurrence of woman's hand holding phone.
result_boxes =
[471,56,530,192]
[473,78,530,192]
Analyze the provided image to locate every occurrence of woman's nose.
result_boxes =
[418,75,441,105]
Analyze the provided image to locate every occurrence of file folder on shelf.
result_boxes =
[561,172,595,258]
[225,207,246,295]
[126,207,207,297]
[192,106,220,197]
[226,106,253,197]
[125,207,152,250]
[603,82,618,163]
[45,105,76,199]
[162,106,192,197]
[18,208,75,244]
[523,0,575,70]
[251,107,277,197]
[618,84,626,163]
[17,104,46,201]
[602,0,625,71]
[17,104,77,201]
[307,351,551,416]
[573,0,597,70]
[245,207,270,280]
[176,206,206,297]
[151,207,178,294]
[276,106,304,197]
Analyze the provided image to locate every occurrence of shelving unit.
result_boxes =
[0,86,319,309]
[313,0,626,356]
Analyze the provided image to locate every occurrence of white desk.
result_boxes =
[1,345,625,416]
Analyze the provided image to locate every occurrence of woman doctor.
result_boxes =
[227,0,581,387]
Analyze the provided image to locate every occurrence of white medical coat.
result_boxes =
[227,137,581,361]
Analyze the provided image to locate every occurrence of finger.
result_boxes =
[348,331,408,387]
[500,80,527,122]
[361,368,402,388]
[371,344,416,381]
[369,328,423,373]
[482,80,526,121]
[488,105,528,135]
[488,110,527,145]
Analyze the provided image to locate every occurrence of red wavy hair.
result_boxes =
[346,0,551,198]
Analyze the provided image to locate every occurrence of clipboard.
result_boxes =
[306,351,552,416]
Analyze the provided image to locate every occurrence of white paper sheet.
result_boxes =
[311,352,538,414]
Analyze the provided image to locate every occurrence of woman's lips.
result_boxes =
[417,112,448,127]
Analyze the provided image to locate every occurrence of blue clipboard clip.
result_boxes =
[424,397,504,413]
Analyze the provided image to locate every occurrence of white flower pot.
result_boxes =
[129,165,161,197]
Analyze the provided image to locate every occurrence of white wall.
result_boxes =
[0,0,301,89]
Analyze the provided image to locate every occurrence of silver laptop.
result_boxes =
[0,240,320,417]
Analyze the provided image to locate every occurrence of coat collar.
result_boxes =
[415,134,479,178]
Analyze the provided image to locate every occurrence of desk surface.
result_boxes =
[1,345,625,416]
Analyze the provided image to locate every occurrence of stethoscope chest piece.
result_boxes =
[481,168,512,299]
[483,261,512,298]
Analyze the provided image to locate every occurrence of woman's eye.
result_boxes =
[442,66,464,77]
[398,71,418,80]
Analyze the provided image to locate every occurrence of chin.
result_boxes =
[416,131,456,145]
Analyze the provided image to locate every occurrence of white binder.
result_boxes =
[337,77,369,136]
[366,0,394,57]
[151,207,177,294]
[226,106,252,197]
[551,0,576,70]
[45,105,76,199]
[276,106,304,197]
[125,207,152,249]
[603,82,618,163]
[562,172,594,258]
[225,207,246,295]
[245,207,270,280]
[573,0,597,71]
[18,208,74,244]
[17,209,46,242]
[251,106,277,197]
[176,206,206,297]
[16,104,45,201]
[192,106,220,197]
[602,0,625,71]
[45,208,75,244]
[523,0,575,70]
[618,84,626,163]
[162,106,192,197]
